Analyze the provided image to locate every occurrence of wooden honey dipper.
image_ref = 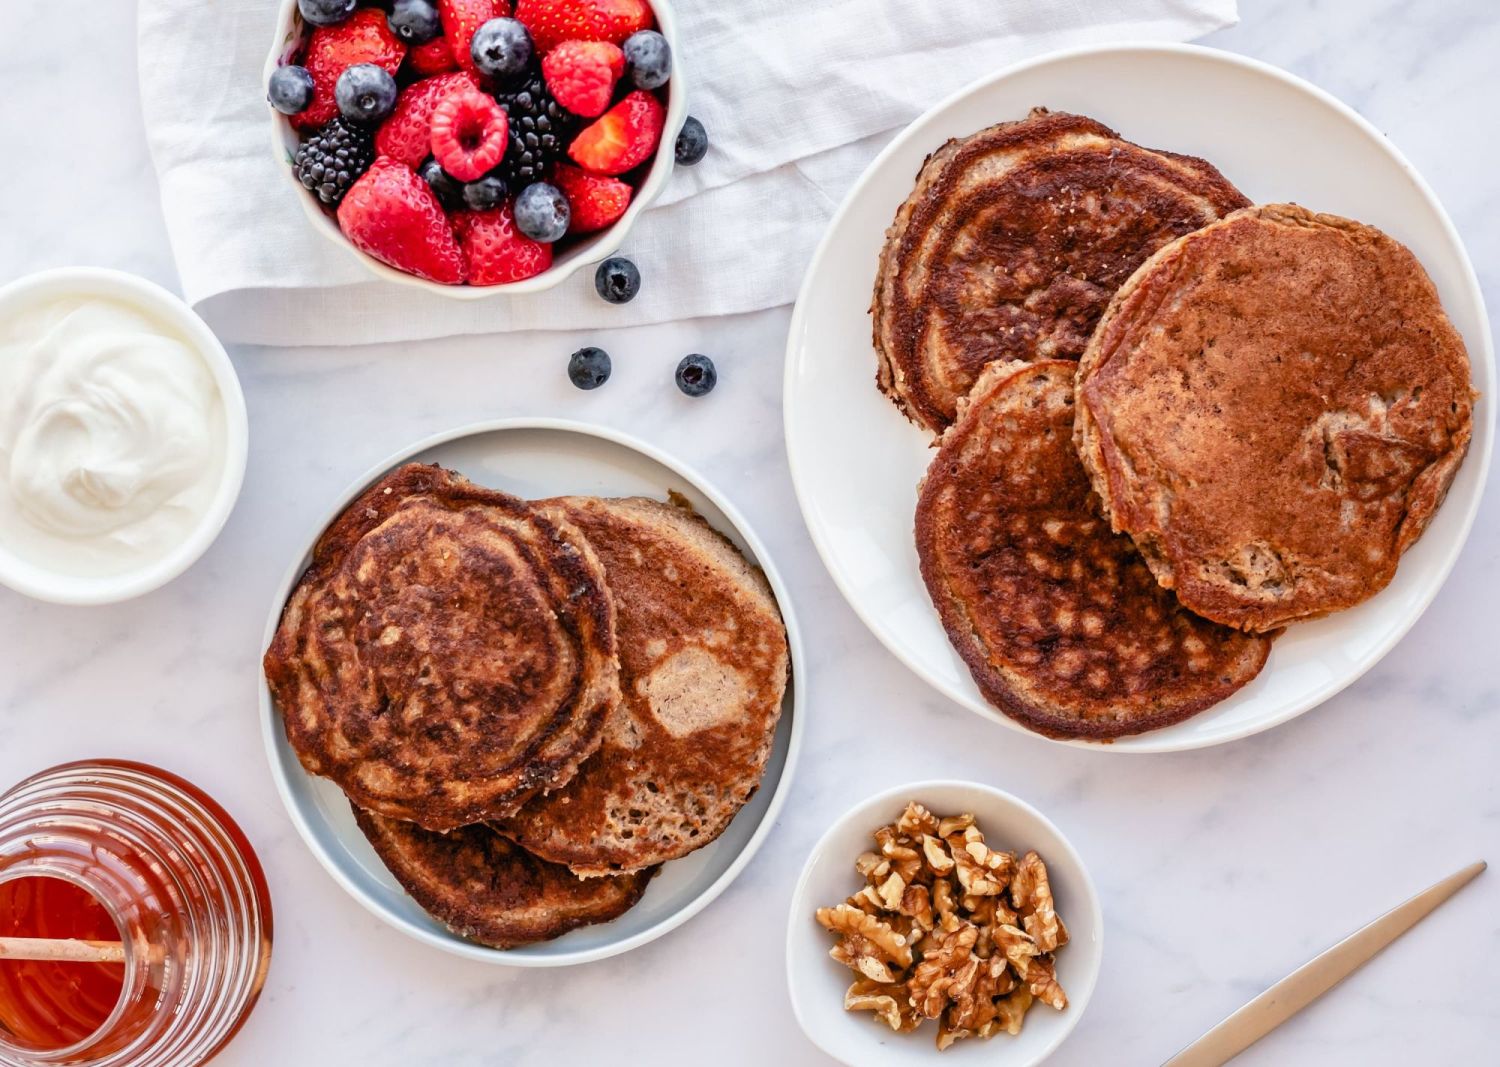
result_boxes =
[0,936,165,965]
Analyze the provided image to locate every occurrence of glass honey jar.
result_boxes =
[0,761,272,1066]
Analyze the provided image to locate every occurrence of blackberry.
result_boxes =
[293,116,375,207]
[492,69,575,188]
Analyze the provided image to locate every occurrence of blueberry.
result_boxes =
[268,65,315,115]
[335,64,398,124]
[462,174,508,211]
[419,158,465,209]
[387,0,441,44]
[593,257,640,304]
[622,30,672,90]
[297,0,357,27]
[675,354,717,397]
[470,18,533,81]
[675,116,708,166]
[514,182,570,243]
[568,347,612,390]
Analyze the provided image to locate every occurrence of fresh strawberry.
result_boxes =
[453,206,553,284]
[375,72,477,168]
[542,41,624,117]
[438,0,506,74]
[429,89,510,181]
[567,90,663,175]
[337,158,466,284]
[293,9,407,130]
[407,35,459,76]
[515,0,651,54]
[552,163,631,232]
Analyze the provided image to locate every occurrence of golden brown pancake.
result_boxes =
[264,463,620,831]
[915,360,1273,739]
[497,496,789,876]
[353,807,655,948]
[1076,204,1476,632]
[873,108,1249,436]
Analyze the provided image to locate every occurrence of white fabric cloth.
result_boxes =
[138,0,1236,347]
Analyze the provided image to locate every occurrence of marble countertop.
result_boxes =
[2,1,1497,1064]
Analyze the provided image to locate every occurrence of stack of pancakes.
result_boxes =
[264,463,790,947]
[876,109,1476,740]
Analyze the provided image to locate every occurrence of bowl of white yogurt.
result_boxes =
[0,268,247,604]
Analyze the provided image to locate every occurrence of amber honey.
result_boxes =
[0,877,137,1051]
[0,762,272,1067]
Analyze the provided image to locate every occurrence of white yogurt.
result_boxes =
[0,294,227,578]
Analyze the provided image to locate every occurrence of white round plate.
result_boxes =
[787,781,1102,1067]
[784,43,1494,753]
[259,419,804,965]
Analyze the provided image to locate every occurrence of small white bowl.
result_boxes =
[0,267,248,606]
[787,781,1102,1067]
[264,0,687,296]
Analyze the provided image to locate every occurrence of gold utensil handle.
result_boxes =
[1163,860,1486,1067]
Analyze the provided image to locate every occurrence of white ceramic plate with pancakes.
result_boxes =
[784,42,1494,753]
[259,419,804,965]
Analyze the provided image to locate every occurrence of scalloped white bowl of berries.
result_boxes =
[264,0,696,294]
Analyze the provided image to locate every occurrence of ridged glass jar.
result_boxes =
[0,761,272,1067]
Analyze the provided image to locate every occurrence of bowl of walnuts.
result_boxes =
[786,781,1102,1066]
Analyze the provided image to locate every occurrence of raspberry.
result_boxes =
[542,40,624,118]
[430,89,510,182]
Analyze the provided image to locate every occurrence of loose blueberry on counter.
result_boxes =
[622,30,672,90]
[594,257,640,304]
[298,0,357,27]
[514,182,570,243]
[471,18,533,81]
[335,64,398,124]
[419,158,465,209]
[268,65,315,115]
[568,347,612,390]
[675,354,717,397]
[462,173,508,211]
[675,116,708,166]
[388,0,441,44]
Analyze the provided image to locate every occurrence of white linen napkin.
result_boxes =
[138,0,1236,347]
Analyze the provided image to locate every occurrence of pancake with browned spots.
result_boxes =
[1075,204,1476,632]
[873,108,1249,436]
[264,463,619,832]
[497,496,789,876]
[915,361,1272,739]
[353,806,655,948]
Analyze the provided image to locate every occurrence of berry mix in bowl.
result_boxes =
[264,0,690,292]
